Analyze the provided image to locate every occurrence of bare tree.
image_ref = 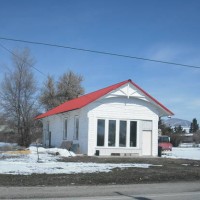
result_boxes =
[39,75,59,111]
[57,71,84,103]
[40,70,84,111]
[0,48,37,147]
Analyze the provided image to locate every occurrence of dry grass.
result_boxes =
[3,149,31,155]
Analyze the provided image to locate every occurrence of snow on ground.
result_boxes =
[0,145,200,175]
[0,160,151,175]
[0,146,151,175]
[164,147,200,160]
[0,142,17,147]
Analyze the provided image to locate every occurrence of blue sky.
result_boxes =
[0,0,200,122]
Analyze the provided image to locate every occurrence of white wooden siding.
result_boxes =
[42,95,159,156]
[142,120,152,131]
[43,109,88,154]
[84,96,159,156]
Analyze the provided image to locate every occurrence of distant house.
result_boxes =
[180,133,194,143]
[36,79,173,156]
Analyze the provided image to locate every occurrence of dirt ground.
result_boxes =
[1,156,200,186]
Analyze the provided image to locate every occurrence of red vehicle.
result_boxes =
[158,135,173,151]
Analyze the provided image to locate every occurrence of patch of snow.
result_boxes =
[0,142,17,147]
[46,147,76,157]
[0,161,152,175]
[0,146,154,175]
[181,164,190,166]
[28,146,76,157]
[163,147,200,160]
[26,147,76,163]
[179,143,194,148]
[3,145,200,175]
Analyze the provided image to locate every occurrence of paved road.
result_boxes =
[0,182,200,199]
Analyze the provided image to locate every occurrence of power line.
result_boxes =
[0,43,136,110]
[0,41,173,113]
[0,36,200,69]
[0,42,47,77]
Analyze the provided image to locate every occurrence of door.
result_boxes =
[142,131,152,156]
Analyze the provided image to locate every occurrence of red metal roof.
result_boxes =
[36,79,174,119]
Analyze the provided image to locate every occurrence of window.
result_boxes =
[96,119,138,148]
[46,121,49,140]
[108,120,116,146]
[97,119,105,146]
[74,116,79,140]
[63,118,68,139]
[130,121,137,147]
[119,121,127,147]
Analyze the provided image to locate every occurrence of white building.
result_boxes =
[36,79,173,156]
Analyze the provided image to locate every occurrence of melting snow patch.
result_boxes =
[163,147,200,160]
[181,164,190,166]
[0,161,152,175]
[0,142,18,147]
[0,146,155,175]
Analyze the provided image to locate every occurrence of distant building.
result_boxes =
[180,133,194,143]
